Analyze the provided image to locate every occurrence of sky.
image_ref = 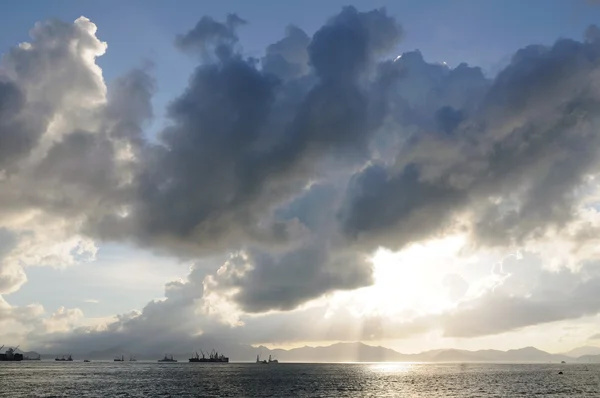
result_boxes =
[2,0,600,357]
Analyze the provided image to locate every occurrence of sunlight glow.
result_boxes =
[369,362,416,373]
[327,234,472,319]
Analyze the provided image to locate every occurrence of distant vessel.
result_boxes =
[55,354,73,361]
[256,354,267,364]
[189,349,229,363]
[256,354,278,364]
[561,361,566,364]
[23,354,41,361]
[114,355,125,362]
[129,355,137,362]
[158,354,177,363]
[84,359,91,362]
[0,345,24,361]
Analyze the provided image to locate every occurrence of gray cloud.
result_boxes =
[442,260,600,338]
[0,229,22,294]
[0,80,37,171]
[3,11,600,350]
[175,13,246,60]
[308,6,402,83]
[30,263,425,356]
[213,244,372,313]
[340,31,600,250]
[262,25,310,81]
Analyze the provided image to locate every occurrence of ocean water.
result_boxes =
[1,361,599,397]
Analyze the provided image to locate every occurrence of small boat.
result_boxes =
[114,354,125,362]
[84,359,91,362]
[129,355,137,362]
[256,354,278,364]
[158,354,177,363]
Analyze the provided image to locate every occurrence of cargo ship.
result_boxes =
[0,345,23,361]
[55,354,73,361]
[114,354,125,362]
[158,354,177,362]
[189,349,229,363]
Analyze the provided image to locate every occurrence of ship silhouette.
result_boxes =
[189,349,229,363]
[0,345,24,361]
[158,354,177,362]
[256,354,278,364]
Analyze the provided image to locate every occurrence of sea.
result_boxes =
[1,361,599,397]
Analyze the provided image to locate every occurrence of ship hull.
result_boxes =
[0,354,24,361]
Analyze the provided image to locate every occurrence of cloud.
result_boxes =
[207,245,372,313]
[175,13,246,60]
[339,30,600,251]
[79,7,405,314]
[440,255,600,338]
[43,306,84,333]
[2,10,600,352]
[262,25,310,81]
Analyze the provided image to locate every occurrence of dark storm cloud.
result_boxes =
[91,7,403,259]
[213,244,372,313]
[435,106,464,134]
[340,32,600,250]
[339,163,465,249]
[308,6,402,82]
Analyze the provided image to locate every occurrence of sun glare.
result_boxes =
[329,235,470,318]
[369,362,416,373]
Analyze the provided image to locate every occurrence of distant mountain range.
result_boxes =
[18,342,600,363]
[259,343,579,363]
[563,345,600,358]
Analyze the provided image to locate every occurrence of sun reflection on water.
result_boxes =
[369,362,416,373]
